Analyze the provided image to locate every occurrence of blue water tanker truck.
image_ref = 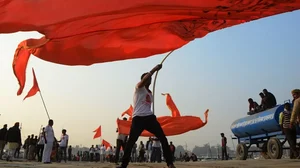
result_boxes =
[231,102,300,160]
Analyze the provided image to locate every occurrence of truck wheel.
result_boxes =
[261,142,270,159]
[267,137,283,159]
[236,143,248,160]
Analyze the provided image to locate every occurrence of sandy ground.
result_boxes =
[0,160,300,168]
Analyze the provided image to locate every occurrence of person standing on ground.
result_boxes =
[220,133,228,160]
[100,144,106,162]
[146,137,153,162]
[117,64,175,168]
[58,129,69,163]
[131,143,137,162]
[291,89,300,128]
[68,145,72,161]
[280,103,299,158]
[0,124,8,160]
[6,122,22,161]
[28,134,35,160]
[42,119,55,164]
[23,135,30,159]
[169,141,176,161]
[36,128,45,162]
[115,117,128,165]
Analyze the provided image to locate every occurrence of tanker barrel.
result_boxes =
[231,105,284,138]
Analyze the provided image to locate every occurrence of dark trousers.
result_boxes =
[14,147,20,158]
[151,147,161,162]
[95,153,100,162]
[90,153,94,162]
[115,139,126,163]
[171,151,175,161]
[121,115,173,167]
[36,144,44,162]
[221,146,228,160]
[59,147,67,162]
[284,127,299,158]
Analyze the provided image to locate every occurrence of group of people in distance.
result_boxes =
[247,89,277,115]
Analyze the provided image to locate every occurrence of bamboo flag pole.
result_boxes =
[152,50,174,114]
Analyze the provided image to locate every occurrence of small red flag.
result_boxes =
[121,105,133,117]
[102,139,111,148]
[93,126,101,139]
[23,68,40,100]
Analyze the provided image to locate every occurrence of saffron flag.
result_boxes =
[121,105,133,120]
[162,93,181,117]
[117,110,209,137]
[0,1,298,96]
[93,126,101,139]
[117,93,209,136]
[23,68,40,100]
[102,139,111,148]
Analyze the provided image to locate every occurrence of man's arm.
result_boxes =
[291,99,300,124]
[136,64,162,88]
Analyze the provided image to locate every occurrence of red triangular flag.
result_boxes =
[121,105,133,117]
[93,126,101,139]
[23,68,40,100]
[102,139,111,148]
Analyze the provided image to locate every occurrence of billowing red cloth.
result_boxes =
[1,0,299,95]
[117,93,209,136]
[117,110,209,137]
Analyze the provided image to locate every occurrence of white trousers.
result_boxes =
[42,143,53,163]
[147,150,152,162]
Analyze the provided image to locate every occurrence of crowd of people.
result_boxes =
[0,119,70,163]
[248,89,277,115]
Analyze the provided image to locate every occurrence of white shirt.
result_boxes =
[152,139,161,148]
[132,86,153,117]
[100,146,106,155]
[89,147,95,154]
[59,134,69,147]
[37,133,45,145]
[106,147,112,155]
[95,147,100,154]
[44,125,54,143]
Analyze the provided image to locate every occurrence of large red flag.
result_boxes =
[23,68,40,100]
[93,126,101,139]
[1,1,298,96]
[117,109,209,137]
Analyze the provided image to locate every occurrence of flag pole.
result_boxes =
[39,91,50,120]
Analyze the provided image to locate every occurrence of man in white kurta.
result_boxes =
[42,119,55,164]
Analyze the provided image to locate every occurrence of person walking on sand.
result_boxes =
[115,117,128,165]
[221,133,228,160]
[36,128,45,162]
[42,119,55,164]
[117,64,176,168]
[6,122,22,161]
[0,124,8,160]
[58,129,69,163]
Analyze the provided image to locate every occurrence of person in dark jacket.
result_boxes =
[6,122,22,161]
[263,89,277,108]
[0,124,8,159]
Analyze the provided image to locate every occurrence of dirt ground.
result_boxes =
[0,159,300,168]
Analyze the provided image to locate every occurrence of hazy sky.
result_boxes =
[0,11,300,150]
